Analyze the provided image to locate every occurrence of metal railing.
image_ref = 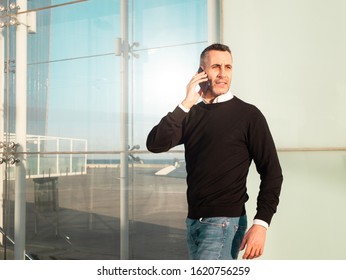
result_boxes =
[1,134,88,179]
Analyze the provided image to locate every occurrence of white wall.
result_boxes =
[222,0,346,148]
[222,0,346,259]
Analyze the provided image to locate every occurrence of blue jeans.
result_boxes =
[186,216,247,260]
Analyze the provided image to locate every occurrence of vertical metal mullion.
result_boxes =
[0,10,5,251]
[14,0,28,260]
[120,0,129,260]
[208,0,221,43]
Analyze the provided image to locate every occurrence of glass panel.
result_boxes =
[49,1,120,60]
[128,0,207,259]
[128,42,202,256]
[26,0,87,13]
[129,152,188,259]
[131,43,207,151]
[131,0,207,49]
[22,0,122,259]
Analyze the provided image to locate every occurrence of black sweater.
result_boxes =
[146,96,283,225]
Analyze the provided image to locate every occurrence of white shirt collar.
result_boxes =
[200,89,234,104]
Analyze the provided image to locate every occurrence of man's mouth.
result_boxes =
[215,81,228,86]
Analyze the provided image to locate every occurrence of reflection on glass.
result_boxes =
[1,0,208,260]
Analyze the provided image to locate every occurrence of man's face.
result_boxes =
[203,50,233,97]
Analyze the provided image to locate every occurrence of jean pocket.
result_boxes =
[199,217,228,228]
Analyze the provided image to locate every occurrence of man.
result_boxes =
[146,43,283,260]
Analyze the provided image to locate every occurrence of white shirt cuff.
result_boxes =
[178,103,190,113]
[253,219,269,230]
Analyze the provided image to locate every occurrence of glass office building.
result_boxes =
[0,0,345,260]
[0,0,209,260]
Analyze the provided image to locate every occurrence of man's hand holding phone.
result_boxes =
[181,68,209,110]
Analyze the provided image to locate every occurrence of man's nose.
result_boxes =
[217,66,226,77]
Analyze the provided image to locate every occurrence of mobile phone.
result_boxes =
[198,67,209,94]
